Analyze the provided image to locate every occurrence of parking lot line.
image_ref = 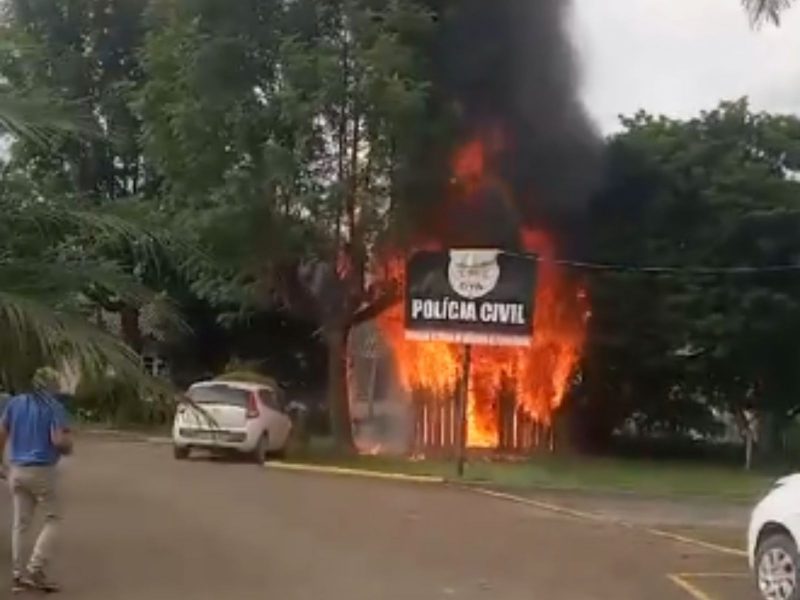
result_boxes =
[265,461,445,483]
[645,527,747,558]
[470,488,611,523]
[471,487,748,557]
[672,572,749,579]
[668,572,750,600]
[668,574,716,600]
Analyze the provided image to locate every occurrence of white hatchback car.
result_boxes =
[172,380,293,463]
[749,474,800,600]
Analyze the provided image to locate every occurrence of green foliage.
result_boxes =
[0,37,185,397]
[73,374,173,426]
[1,0,151,197]
[584,100,800,453]
[0,0,225,404]
[0,188,185,392]
[5,0,798,452]
[0,89,96,146]
[215,371,278,388]
[138,0,439,255]
[742,0,795,25]
[137,0,443,448]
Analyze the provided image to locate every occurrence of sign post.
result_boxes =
[404,249,538,476]
[456,344,472,477]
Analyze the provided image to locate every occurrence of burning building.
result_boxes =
[349,0,600,456]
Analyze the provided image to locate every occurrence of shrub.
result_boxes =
[215,370,278,387]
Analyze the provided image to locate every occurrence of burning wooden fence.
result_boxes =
[411,386,553,455]
[349,322,557,456]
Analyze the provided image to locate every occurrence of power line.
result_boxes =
[497,250,800,275]
[547,257,800,275]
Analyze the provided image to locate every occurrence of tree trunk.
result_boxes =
[745,435,754,471]
[326,325,355,452]
[120,305,143,354]
[334,29,350,249]
[759,411,787,460]
[348,99,359,237]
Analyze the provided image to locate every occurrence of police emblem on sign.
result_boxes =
[405,249,538,347]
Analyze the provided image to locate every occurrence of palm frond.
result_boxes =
[0,90,99,146]
[1,199,209,284]
[0,291,172,395]
[742,0,794,25]
[0,203,193,394]
[0,260,151,301]
[0,259,189,334]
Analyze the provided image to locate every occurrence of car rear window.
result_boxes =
[188,385,249,408]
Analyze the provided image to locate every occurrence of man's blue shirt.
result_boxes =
[1,393,69,466]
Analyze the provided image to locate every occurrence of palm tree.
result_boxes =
[0,88,181,392]
[742,0,795,25]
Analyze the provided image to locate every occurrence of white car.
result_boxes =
[749,474,800,600]
[172,380,293,463]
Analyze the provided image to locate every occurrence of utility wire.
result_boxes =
[469,250,800,275]
[546,257,800,275]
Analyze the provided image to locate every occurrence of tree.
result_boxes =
[140,0,440,450]
[742,0,795,25]
[0,0,193,356]
[584,100,800,459]
[1,0,151,198]
[0,88,181,392]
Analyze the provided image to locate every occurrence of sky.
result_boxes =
[570,0,800,133]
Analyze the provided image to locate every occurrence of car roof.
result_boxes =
[189,380,274,393]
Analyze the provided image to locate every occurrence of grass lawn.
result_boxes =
[288,441,778,502]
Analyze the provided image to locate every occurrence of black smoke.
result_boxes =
[438,0,601,241]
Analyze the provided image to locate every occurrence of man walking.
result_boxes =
[0,368,72,594]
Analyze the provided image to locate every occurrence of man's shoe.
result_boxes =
[12,575,29,594]
[22,570,60,593]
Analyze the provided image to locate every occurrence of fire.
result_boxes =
[452,139,485,196]
[375,135,589,451]
[378,232,587,449]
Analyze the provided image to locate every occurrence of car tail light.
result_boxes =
[246,393,260,419]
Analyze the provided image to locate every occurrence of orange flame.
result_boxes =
[453,139,485,196]
[376,135,589,451]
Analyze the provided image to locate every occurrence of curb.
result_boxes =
[264,461,445,484]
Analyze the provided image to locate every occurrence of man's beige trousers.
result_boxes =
[8,465,60,576]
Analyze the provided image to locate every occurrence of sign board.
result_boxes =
[405,249,538,347]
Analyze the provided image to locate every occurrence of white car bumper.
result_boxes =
[748,504,765,569]
[173,425,259,452]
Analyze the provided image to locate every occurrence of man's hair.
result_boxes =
[32,367,62,393]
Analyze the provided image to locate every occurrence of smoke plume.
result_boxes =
[438,0,601,240]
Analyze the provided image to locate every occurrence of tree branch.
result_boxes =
[274,261,323,321]
[350,283,400,327]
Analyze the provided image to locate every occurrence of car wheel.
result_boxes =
[252,434,269,464]
[174,446,190,460]
[757,533,800,600]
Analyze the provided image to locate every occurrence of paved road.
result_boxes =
[0,439,755,599]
